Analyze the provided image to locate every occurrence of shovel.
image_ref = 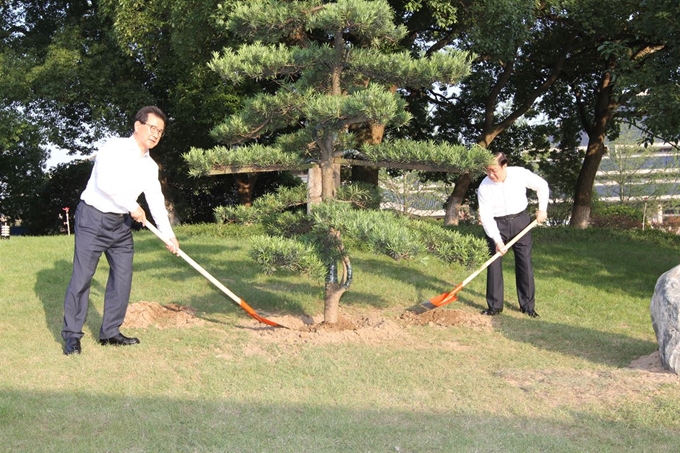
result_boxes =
[146,223,285,328]
[419,219,538,311]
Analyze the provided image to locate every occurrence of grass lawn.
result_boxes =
[0,224,679,452]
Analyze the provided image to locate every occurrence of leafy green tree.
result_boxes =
[187,0,490,323]
[543,0,680,228]
[390,0,680,229]
[21,159,93,235]
[0,108,45,223]
[0,0,256,225]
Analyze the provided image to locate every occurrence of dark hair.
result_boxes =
[135,106,166,124]
[492,152,509,167]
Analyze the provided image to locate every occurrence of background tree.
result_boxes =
[0,0,279,227]
[539,0,680,228]
[0,108,45,222]
[21,159,93,234]
[391,0,680,228]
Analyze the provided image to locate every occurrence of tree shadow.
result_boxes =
[533,228,678,300]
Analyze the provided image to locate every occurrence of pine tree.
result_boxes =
[186,0,491,323]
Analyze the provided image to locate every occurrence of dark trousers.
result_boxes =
[61,201,134,340]
[485,211,535,312]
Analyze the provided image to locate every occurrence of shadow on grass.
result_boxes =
[440,290,656,368]
[34,259,109,347]
[0,389,678,452]
[533,228,678,300]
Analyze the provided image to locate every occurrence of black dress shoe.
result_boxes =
[524,310,539,318]
[64,338,81,355]
[99,333,140,346]
[481,308,503,316]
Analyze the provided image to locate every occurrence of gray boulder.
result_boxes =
[650,265,680,374]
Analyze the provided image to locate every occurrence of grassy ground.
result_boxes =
[0,224,679,452]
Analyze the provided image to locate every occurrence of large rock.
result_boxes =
[650,265,680,374]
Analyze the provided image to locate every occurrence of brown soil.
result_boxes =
[123,301,675,377]
[123,301,206,329]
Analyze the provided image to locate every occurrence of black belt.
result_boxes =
[494,210,525,220]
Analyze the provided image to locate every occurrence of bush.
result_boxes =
[591,203,643,229]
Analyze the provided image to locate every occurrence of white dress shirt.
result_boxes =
[477,166,549,244]
[80,136,175,238]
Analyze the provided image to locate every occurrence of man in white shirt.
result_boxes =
[476,152,549,318]
[62,106,180,355]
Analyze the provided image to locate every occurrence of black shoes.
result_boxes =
[521,308,540,318]
[481,307,540,318]
[99,333,140,346]
[63,333,139,354]
[63,338,82,355]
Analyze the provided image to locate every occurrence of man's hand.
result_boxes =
[536,209,548,224]
[495,241,507,255]
[130,206,147,225]
[166,237,180,255]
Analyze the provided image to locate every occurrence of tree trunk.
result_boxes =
[322,228,351,324]
[323,282,346,324]
[350,122,386,185]
[443,173,471,226]
[569,69,617,228]
[570,141,606,228]
[235,173,259,206]
[320,159,338,200]
[155,161,181,225]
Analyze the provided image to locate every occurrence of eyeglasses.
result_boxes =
[141,121,165,137]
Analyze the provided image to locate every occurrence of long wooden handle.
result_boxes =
[463,219,539,286]
[145,223,283,327]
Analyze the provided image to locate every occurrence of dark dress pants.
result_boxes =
[61,201,134,340]
[485,211,535,312]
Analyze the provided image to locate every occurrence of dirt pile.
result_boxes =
[123,301,205,329]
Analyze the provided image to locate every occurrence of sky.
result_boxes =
[45,147,79,169]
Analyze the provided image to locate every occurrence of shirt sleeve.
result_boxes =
[143,162,175,239]
[525,169,550,212]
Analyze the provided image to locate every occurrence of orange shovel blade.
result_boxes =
[419,282,464,310]
[239,299,285,328]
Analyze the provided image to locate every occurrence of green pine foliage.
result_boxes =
[185,144,308,177]
[362,140,491,170]
[310,201,425,261]
[249,234,326,277]
[214,185,308,223]
[413,220,489,268]
[233,186,488,272]
[185,0,481,181]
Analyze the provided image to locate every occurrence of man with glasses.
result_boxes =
[61,106,179,355]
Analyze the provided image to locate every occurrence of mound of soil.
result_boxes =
[123,301,205,329]
[240,308,492,348]
[400,308,493,329]
[628,351,667,373]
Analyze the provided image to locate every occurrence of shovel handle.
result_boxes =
[144,223,283,328]
[465,219,538,286]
